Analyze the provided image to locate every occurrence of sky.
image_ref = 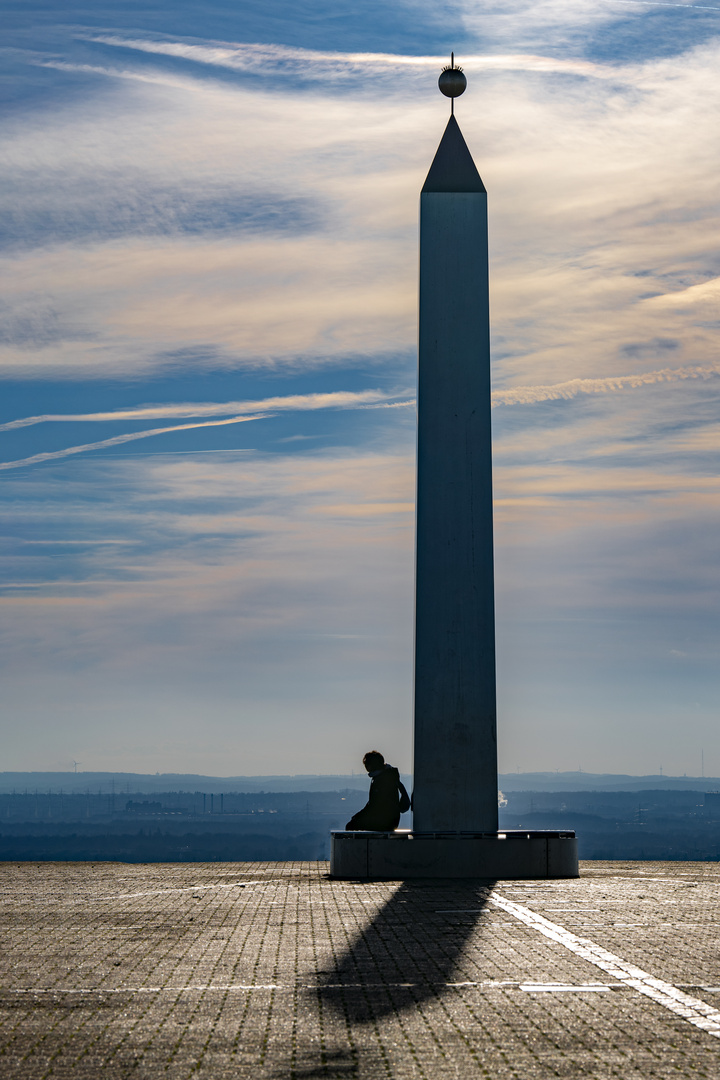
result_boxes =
[2,0,720,778]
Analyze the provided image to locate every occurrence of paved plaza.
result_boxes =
[2,861,720,1078]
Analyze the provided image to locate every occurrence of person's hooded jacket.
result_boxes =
[345,764,402,831]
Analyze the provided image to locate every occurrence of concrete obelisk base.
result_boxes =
[330,831,579,880]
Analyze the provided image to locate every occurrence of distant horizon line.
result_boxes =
[1,769,717,781]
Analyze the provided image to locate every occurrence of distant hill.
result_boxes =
[1,770,717,794]
[497,772,720,793]
[0,772,398,794]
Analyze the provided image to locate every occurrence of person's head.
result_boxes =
[362,750,384,774]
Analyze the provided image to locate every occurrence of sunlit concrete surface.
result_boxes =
[2,860,720,1078]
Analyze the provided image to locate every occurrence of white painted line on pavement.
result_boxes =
[5,984,281,994]
[1,980,624,994]
[520,983,611,992]
[435,909,493,914]
[491,892,720,1038]
[92,881,263,900]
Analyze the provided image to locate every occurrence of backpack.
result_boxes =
[398,780,411,814]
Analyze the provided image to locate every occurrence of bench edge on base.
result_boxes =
[329,830,579,880]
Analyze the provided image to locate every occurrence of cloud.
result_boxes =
[453,0,720,53]
[3,431,719,773]
[0,184,319,250]
[83,35,616,81]
[4,10,720,774]
[0,448,417,771]
[0,237,417,377]
[643,275,720,308]
[5,29,720,379]
[454,0,629,45]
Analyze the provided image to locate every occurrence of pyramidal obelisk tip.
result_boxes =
[426,54,483,192]
[421,114,485,194]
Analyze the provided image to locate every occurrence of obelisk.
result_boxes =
[412,59,498,834]
[329,61,578,878]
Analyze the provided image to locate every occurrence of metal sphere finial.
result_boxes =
[438,51,466,111]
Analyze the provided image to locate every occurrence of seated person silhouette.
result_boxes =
[345,750,407,832]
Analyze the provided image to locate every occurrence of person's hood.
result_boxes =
[369,764,397,778]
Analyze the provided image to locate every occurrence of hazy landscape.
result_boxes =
[2,772,718,863]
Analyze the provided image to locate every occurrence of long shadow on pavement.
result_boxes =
[279,880,495,1078]
[317,879,494,1022]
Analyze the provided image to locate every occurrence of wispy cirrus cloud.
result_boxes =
[454,0,720,51]
[81,36,615,80]
[5,28,720,381]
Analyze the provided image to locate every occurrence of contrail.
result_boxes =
[491,362,720,408]
[2,362,717,471]
[0,414,267,472]
[4,362,715,436]
[0,390,406,433]
[611,1,720,12]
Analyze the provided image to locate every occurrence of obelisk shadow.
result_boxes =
[316,879,494,1024]
[278,881,494,1077]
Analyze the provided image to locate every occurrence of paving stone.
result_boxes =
[2,860,720,1077]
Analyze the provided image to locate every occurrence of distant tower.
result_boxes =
[412,57,498,833]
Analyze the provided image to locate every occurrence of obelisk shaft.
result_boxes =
[412,116,498,833]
